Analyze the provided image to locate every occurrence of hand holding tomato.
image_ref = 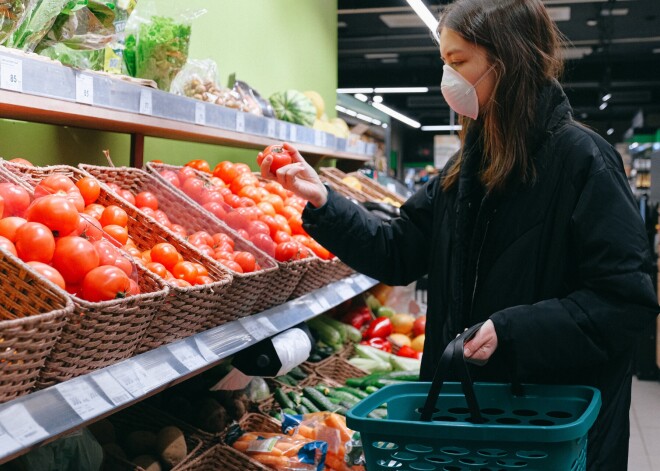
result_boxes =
[258,143,327,208]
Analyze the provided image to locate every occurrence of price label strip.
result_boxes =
[314,130,327,148]
[139,90,153,115]
[91,371,133,406]
[194,337,220,363]
[315,293,332,311]
[289,125,297,142]
[0,424,21,457]
[168,342,207,371]
[239,316,278,342]
[267,119,277,138]
[109,363,150,397]
[337,283,355,300]
[0,404,48,446]
[75,73,94,104]
[278,122,288,140]
[195,102,206,125]
[143,361,179,390]
[0,57,23,92]
[56,380,113,421]
[356,275,374,291]
[236,112,245,132]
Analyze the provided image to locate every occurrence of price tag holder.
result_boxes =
[75,73,94,104]
[168,342,207,371]
[289,125,297,142]
[195,102,206,125]
[91,371,133,406]
[194,337,219,362]
[239,316,278,342]
[109,363,150,397]
[337,283,355,300]
[308,298,323,314]
[278,122,288,141]
[0,57,23,92]
[267,119,277,138]
[356,275,374,291]
[143,362,179,390]
[0,425,21,457]
[314,130,327,148]
[56,380,113,421]
[0,404,48,446]
[139,90,153,115]
[236,112,245,132]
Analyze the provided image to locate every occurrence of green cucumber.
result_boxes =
[288,366,307,380]
[380,371,420,381]
[318,316,362,343]
[287,391,302,406]
[300,397,320,413]
[296,404,311,415]
[335,386,369,400]
[307,317,342,347]
[303,386,346,413]
[327,389,360,405]
[365,386,380,394]
[282,407,298,416]
[274,388,295,410]
[275,375,297,386]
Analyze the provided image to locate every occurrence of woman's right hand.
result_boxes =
[259,143,328,208]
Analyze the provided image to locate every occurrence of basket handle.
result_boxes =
[419,322,484,422]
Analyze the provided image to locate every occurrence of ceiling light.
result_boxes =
[546,6,571,22]
[421,125,463,131]
[560,46,592,60]
[372,102,421,128]
[586,19,598,26]
[374,87,429,93]
[601,93,612,102]
[354,93,368,102]
[630,142,639,149]
[599,102,608,110]
[337,88,374,94]
[373,95,383,103]
[382,123,389,128]
[607,128,614,135]
[336,105,384,126]
[338,21,347,28]
[364,53,399,60]
[653,48,660,54]
[405,0,439,40]
[600,8,628,16]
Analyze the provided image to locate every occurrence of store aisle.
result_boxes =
[629,377,660,470]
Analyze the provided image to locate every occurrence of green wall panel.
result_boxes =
[0,0,338,169]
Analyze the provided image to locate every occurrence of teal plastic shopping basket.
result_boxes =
[346,324,602,471]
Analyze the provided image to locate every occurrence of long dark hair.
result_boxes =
[439,0,564,193]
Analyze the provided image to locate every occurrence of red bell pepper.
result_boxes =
[397,345,422,359]
[364,316,393,339]
[341,306,372,330]
[360,337,392,353]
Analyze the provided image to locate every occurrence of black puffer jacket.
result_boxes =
[302,81,658,470]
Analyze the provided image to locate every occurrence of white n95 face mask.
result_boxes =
[441,64,494,120]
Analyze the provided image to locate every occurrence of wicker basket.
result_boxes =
[314,355,369,384]
[102,402,207,471]
[146,162,310,311]
[289,256,355,299]
[0,250,72,402]
[176,444,270,471]
[79,163,279,324]
[264,362,317,390]
[319,167,369,202]
[348,171,407,205]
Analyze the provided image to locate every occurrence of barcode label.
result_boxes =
[168,343,206,371]
[0,425,20,456]
[56,381,112,421]
[356,276,373,290]
[239,316,278,342]
[143,362,179,389]
[75,73,94,104]
[109,363,149,397]
[91,371,132,405]
[0,58,22,92]
[0,404,48,446]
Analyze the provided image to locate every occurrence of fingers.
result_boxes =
[276,162,308,188]
[259,155,275,179]
[463,320,498,361]
[282,142,305,163]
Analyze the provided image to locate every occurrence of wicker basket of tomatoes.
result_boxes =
[0,237,73,402]
[79,164,280,328]
[347,171,407,206]
[0,163,235,377]
[147,162,313,311]
[318,167,370,203]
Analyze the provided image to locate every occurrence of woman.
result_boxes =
[260,0,658,469]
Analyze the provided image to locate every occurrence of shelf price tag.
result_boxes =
[91,371,133,405]
[194,337,219,362]
[0,404,48,446]
[314,130,327,148]
[236,112,245,132]
[0,425,21,457]
[277,122,288,140]
[195,102,206,125]
[355,275,374,291]
[239,316,278,342]
[289,125,297,142]
[315,293,332,311]
[337,283,354,299]
[168,343,207,371]
[109,363,150,397]
[139,90,153,115]
[267,119,277,138]
[56,380,113,421]
[75,73,94,104]
[0,57,23,92]
[143,362,179,390]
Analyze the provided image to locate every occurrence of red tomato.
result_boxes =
[159,170,180,188]
[80,265,132,302]
[230,173,259,195]
[0,235,17,256]
[273,230,292,244]
[182,177,206,202]
[170,278,192,288]
[84,203,105,220]
[52,236,100,284]
[26,195,79,237]
[75,177,101,205]
[260,145,293,173]
[247,220,270,237]
[188,231,213,247]
[224,211,249,231]
[213,161,238,184]
[177,166,198,185]
[119,189,136,206]
[135,192,159,210]
[71,214,104,242]
[307,239,332,260]
[202,201,227,220]
[199,189,224,205]
[113,255,135,278]
[212,233,235,250]
[150,243,179,270]
[274,241,300,262]
[103,225,129,246]
[0,183,30,218]
[195,275,214,285]
[0,216,27,242]
[100,205,128,228]
[233,251,256,273]
[265,181,288,200]
[257,201,276,217]
[249,233,276,257]
[170,224,187,238]
[172,261,198,284]
[34,175,84,212]
[220,259,243,273]
[192,263,209,277]
[186,159,211,173]
[146,262,168,278]
[152,210,172,228]
[15,222,56,263]
[128,279,140,296]
[8,158,33,166]
[27,261,65,290]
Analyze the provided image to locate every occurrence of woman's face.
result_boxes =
[439,27,496,110]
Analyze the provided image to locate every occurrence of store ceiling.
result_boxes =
[337,0,660,143]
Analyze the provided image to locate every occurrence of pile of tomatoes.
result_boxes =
[156,154,334,263]
[0,174,140,302]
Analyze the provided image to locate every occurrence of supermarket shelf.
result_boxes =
[0,50,375,164]
[0,273,377,464]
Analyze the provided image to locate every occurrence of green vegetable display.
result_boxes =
[8,0,70,51]
[0,0,29,45]
[269,90,316,127]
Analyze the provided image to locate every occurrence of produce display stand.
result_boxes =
[0,273,377,464]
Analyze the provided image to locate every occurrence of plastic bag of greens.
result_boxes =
[124,1,205,90]
[0,0,31,45]
[7,0,70,51]
[37,41,103,69]
[38,0,116,51]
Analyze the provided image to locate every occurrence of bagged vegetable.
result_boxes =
[38,41,104,69]
[0,0,30,45]
[228,73,275,118]
[7,0,70,51]
[269,90,316,127]
[38,0,116,51]
[226,423,328,471]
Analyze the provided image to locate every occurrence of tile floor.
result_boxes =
[629,376,660,470]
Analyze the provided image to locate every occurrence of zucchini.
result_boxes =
[313,384,333,396]
[274,388,296,410]
[300,397,320,413]
[269,410,282,421]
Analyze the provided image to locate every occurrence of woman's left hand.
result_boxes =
[464,319,498,363]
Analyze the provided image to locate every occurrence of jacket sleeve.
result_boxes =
[301,177,439,286]
[490,162,659,377]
